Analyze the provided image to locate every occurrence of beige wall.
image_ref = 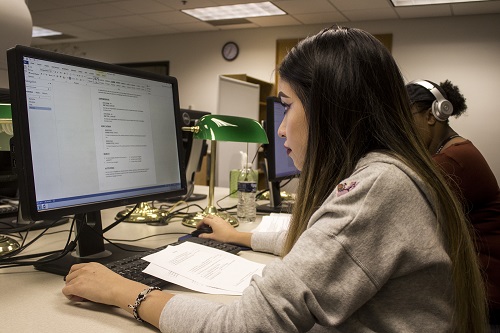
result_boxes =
[2,13,499,179]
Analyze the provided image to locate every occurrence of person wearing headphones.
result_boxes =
[407,80,500,330]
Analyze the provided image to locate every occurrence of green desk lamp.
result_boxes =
[182,114,268,228]
[0,103,20,256]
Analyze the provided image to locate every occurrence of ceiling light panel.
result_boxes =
[391,0,490,6]
[182,1,286,21]
[32,26,62,38]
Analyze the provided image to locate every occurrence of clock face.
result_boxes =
[222,42,239,61]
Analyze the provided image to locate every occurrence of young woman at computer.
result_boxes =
[62,26,488,332]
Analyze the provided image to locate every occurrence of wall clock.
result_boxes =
[222,41,239,61]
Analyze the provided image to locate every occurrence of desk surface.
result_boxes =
[0,186,274,333]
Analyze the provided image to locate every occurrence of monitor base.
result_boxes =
[163,192,207,203]
[257,201,293,214]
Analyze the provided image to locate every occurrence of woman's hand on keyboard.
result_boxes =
[63,262,173,329]
[63,262,144,306]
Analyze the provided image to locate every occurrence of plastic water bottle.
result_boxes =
[237,163,257,223]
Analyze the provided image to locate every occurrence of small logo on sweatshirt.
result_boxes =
[337,181,358,196]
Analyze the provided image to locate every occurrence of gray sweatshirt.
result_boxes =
[160,152,453,332]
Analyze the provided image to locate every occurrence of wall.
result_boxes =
[2,13,499,180]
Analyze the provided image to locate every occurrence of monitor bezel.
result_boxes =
[7,45,187,221]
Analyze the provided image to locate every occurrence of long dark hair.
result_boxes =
[279,26,486,332]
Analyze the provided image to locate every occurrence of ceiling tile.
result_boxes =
[342,8,399,21]
[395,4,452,18]
[110,0,175,14]
[293,12,348,24]
[249,15,302,27]
[142,10,200,25]
[105,15,161,28]
[452,1,500,15]
[72,19,123,31]
[73,3,134,18]
[274,0,338,14]
[133,24,183,35]
[155,0,219,10]
[171,22,219,32]
[31,8,93,25]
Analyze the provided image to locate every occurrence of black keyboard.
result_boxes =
[106,237,242,288]
[0,203,18,216]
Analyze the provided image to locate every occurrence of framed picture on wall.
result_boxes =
[116,61,169,76]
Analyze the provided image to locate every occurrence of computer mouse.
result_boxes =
[190,225,213,237]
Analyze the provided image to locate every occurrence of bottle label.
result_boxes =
[238,182,256,193]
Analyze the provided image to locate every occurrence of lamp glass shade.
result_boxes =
[0,103,12,124]
[193,115,268,144]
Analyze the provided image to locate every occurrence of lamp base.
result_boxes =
[0,235,20,256]
[115,202,168,223]
[182,206,239,228]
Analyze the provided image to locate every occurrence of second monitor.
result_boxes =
[164,108,210,202]
[258,96,300,213]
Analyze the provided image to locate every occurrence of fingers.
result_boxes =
[199,214,216,227]
[65,262,101,283]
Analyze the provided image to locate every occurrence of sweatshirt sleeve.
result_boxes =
[250,230,286,255]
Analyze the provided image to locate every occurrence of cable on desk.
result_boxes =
[0,216,78,267]
[107,231,188,243]
[102,203,139,233]
[0,217,65,259]
[150,203,205,226]
[0,220,24,241]
[215,189,237,212]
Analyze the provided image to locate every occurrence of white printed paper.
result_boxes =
[143,242,264,295]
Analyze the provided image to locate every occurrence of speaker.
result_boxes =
[410,80,453,122]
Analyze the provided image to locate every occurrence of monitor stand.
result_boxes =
[257,201,293,214]
[34,211,150,276]
[165,192,207,202]
[257,181,293,214]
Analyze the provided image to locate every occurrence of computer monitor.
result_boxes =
[175,108,210,201]
[0,90,17,199]
[257,96,300,213]
[7,45,187,275]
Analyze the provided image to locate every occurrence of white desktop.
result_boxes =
[0,186,276,332]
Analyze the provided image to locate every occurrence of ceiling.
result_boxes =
[27,0,500,46]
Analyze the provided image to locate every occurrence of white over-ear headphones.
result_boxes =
[410,80,453,122]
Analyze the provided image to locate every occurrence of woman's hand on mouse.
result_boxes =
[198,215,252,248]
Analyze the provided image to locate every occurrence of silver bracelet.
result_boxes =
[128,286,162,322]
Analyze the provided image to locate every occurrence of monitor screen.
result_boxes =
[266,96,299,182]
[7,45,187,274]
[258,96,299,213]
